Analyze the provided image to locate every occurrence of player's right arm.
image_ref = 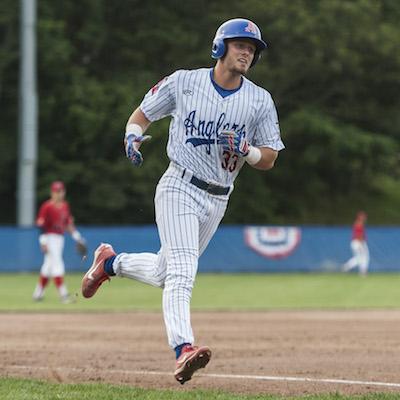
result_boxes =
[126,107,151,132]
[124,108,152,167]
[36,203,48,253]
[124,72,177,167]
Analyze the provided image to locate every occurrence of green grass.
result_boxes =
[0,377,399,400]
[0,272,400,311]
[1,273,400,399]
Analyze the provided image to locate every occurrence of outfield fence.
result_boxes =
[0,225,399,272]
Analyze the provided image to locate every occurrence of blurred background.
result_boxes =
[0,0,399,272]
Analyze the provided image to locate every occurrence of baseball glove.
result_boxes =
[76,240,88,257]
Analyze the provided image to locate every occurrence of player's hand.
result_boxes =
[76,239,88,257]
[40,244,48,254]
[124,134,152,167]
[217,130,249,157]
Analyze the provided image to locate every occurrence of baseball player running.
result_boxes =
[82,18,284,384]
[33,181,86,303]
[342,211,370,276]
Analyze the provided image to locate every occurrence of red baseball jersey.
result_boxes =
[352,222,366,241]
[36,200,73,234]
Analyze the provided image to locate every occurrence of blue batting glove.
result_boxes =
[218,131,249,156]
[125,134,152,167]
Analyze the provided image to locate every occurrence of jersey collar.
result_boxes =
[209,68,243,98]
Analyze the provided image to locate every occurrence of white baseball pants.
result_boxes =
[40,233,66,277]
[113,163,228,348]
[343,239,370,275]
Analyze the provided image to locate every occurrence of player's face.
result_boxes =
[223,39,256,74]
[51,189,65,202]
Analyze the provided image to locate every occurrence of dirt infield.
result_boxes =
[1,310,400,396]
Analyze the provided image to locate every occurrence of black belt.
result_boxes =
[181,169,230,195]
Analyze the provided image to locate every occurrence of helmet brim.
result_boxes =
[223,35,267,52]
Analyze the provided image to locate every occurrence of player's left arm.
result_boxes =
[218,132,279,170]
[66,221,88,256]
[247,147,278,171]
[218,95,283,170]
[65,212,86,245]
[249,96,284,170]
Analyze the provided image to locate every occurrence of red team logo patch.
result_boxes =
[244,226,301,259]
[151,76,168,95]
[244,22,258,34]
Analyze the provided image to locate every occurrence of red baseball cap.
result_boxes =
[51,181,65,192]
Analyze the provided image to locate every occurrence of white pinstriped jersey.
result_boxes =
[140,68,284,187]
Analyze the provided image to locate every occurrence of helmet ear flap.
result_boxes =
[250,51,261,67]
[211,38,226,59]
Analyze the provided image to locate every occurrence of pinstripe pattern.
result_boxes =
[140,68,284,186]
[114,163,227,348]
[113,67,283,349]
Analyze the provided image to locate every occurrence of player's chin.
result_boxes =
[235,62,250,74]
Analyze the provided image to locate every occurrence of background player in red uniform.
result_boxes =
[32,181,86,303]
[342,211,370,276]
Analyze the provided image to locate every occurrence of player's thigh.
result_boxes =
[360,244,370,263]
[155,186,200,252]
[157,210,200,285]
[46,235,65,276]
[351,240,362,254]
[199,196,228,255]
[363,243,370,258]
[47,234,64,255]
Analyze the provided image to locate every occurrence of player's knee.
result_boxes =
[164,269,196,290]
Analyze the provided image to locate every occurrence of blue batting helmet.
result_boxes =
[211,18,267,67]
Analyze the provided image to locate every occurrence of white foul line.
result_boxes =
[202,373,400,388]
[5,365,400,389]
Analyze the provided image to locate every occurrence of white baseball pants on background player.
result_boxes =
[113,162,228,348]
[33,233,69,300]
[39,233,66,277]
[343,239,370,275]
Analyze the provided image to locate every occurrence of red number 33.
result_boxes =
[221,150,238,172]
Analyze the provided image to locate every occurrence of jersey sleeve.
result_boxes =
[65,202,74,226]
[36,202,47,227]
[140,71,178,122]
[252,96,285,151]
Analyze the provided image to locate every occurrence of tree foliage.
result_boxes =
[0,0,399,224]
